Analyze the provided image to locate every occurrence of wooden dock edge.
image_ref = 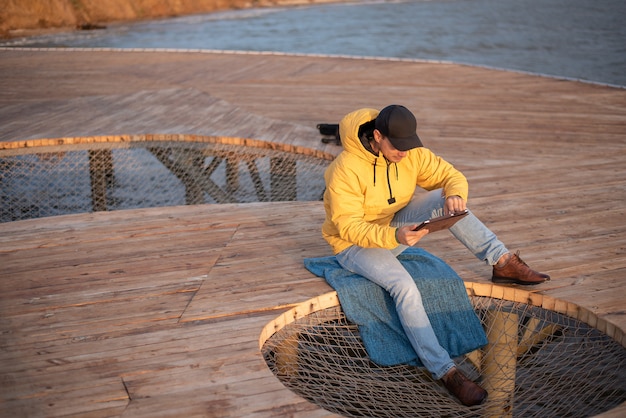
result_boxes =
[259,284,626,350]
[0,133,337,161]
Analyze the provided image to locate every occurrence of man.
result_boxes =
[321,105,550,406]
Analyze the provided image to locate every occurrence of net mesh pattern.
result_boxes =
[0,136,332,223]
[261,296,626,417]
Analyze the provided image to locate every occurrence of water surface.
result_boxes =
[3,0,625,86]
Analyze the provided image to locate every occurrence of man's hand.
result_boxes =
[445,195,466,215]
[396,225,429,246]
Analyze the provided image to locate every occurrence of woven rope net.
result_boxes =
[260,287,626,418]
[0,134,332,223]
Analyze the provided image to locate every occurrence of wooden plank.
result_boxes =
[0,375,128,417]
[121,386,335,418]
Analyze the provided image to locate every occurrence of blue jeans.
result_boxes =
[335,189,509,379]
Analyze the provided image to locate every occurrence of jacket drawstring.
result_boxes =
[373,158,377,186]
[372,158,397,204]
[386,161,396,204]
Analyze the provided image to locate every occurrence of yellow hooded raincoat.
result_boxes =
[322,107,469,254]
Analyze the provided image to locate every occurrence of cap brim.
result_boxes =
[389,133,423,151]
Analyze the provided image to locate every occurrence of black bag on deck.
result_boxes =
[317,123,340,145]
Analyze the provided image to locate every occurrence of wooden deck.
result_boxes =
[1,49,625,417]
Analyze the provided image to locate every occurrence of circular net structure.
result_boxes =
[259,286,626,418]
[0,134,333,223]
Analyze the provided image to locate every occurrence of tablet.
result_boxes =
[412,210,469,233]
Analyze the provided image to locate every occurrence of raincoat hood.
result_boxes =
[339,107,380,161]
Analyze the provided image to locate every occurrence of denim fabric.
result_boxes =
[335,189,509,379]
[392,189,509,265]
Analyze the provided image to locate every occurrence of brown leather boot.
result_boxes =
[442,368,487,406]
[492,252,550,285]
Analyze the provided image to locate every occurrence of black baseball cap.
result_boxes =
[375,105,423,151]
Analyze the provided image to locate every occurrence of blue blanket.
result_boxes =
[304,247,487,367]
